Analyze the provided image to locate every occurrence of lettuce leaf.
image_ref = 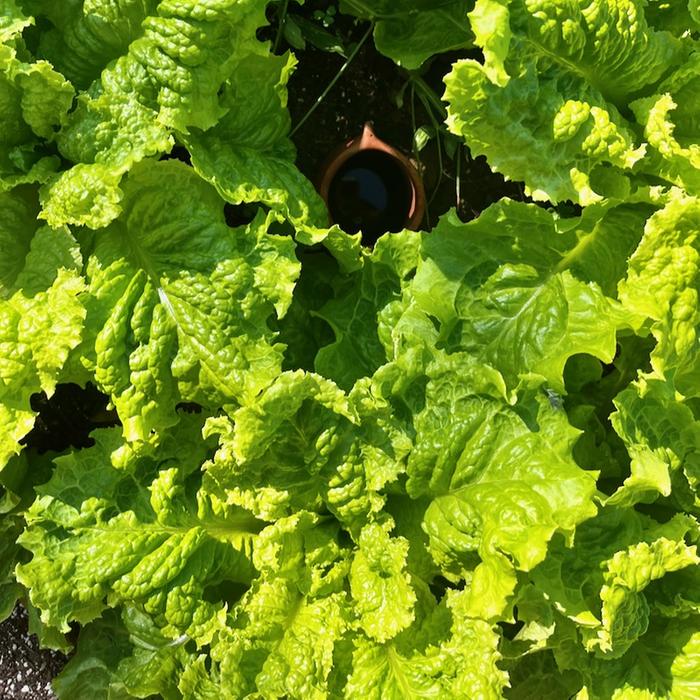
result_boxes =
[0,3,72,190]
[402,351,598,618]
[620,192,700,394]
[183,52,327,229]
[0,188,85,471]
[75,160,299,444]
[16,424,260,639]
[1,1,699,698]
[36,0,271,229]
[19,0,159,89]
[445,0,688,203]
[341,0,473,69]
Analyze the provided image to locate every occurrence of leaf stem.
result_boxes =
[410,85,430,228]
[273,0,290,54]
[455,142,462,213]
[415,90,445,209]
[290,22,374,138]
[410,75,448,121]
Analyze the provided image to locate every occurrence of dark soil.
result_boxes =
[0,607,67,700]
[270,0,528,233]
[21,383,119,454]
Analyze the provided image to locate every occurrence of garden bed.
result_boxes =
[3,0,698,697]
[0,607,67,700]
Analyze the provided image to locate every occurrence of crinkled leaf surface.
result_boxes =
[531,508,700,658]
[16,425,261,638]
[344,589,508,699]
[620,193,700,395]
[77,159,299,443]
[203,369,410,534]
[577,616,700,699]
[2,1,700,699]
[36,0,269,228]
[0,5,72,190]
[20,0,159,89]
[184,52,327,229]
[349,521,416,642]
[404,351,598,617]
[403,203,637,390]
[445,0,686,203]
[314,229,422,388]
[0,191,84,470]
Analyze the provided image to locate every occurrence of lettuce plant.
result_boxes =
[1,0,700,697]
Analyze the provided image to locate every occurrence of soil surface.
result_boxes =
[21,383,119,455]
[0,607,67,700]
[273,0,528,235]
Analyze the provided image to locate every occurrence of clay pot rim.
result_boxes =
[317,122,426,231]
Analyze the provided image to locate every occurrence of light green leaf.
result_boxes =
[42,87,173,229]
[402,352,597,618]
[609,375,700,508]
[0,223,85,470]
[594,538,699,657]
[16,426,260,638]
[210,583,348,699]
[630,53,700,196]
[0,0,32,42]
[445,59,645,204]
[489,0,679,103]
[344,637,448,699]
[40,163,124,230]
[101,0,267,133]
[579,617,700,699]
[254,590,348,700]
[203,371,357,522]
[456,265,621,391]
[315,229,422,389]
[344,590,507,699]
[16,60,74,140]
[76,160,299,443]
[178,656,222,700]
[184,52,327,229]
[468,0,511,86]
[43,90,174,229]
[445,0,684,203]
[20,0,159,89]
[406,204,636,391]
[0,13,72,188]
[199,513,351,699]
[58,92,172,171]
[532,508,700,659]
[619,192,700,396]
[37,0,270,228]
[204,370,409,534]
[350,521,416,642]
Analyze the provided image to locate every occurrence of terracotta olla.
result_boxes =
[318,122,426,242]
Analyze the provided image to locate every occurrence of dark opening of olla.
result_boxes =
[328,149,414,245]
